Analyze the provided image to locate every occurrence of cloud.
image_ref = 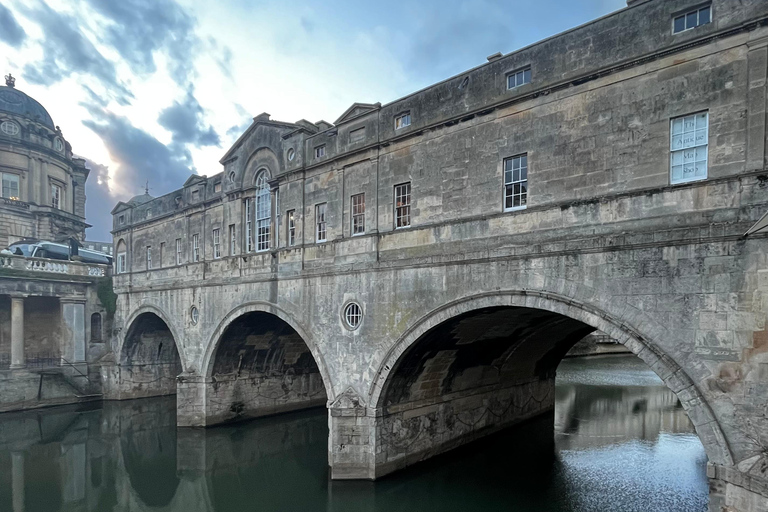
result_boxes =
[83,111,194,200]
[81,157,119,241]
[158,89,221,148]
[0,4,26,47]
[18,1,131,101]
[84,0,201,87]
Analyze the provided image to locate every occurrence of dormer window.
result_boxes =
[673,5,711,34]
[192,189,199,201]
[507,67,531,89]
[350,127,365,143]
[118,214,125,225]
[315,145,326,158]
[214,182,222,193]
[395,113,411,130]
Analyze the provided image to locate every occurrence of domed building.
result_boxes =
[0,73,89,248]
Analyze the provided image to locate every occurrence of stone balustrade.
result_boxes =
[0,254,108,278]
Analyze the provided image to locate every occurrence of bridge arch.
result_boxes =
[197,301,332,424]
[368,290,734,467]
[116,305,185,399]
[118,304,185,369]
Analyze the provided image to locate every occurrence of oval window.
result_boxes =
[287,148,295,161]
[343,302,362,330]
[1,120,19,136]
[54,138,64,151]
[190,306,199,325]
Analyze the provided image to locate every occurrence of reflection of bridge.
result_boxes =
[107,2,768,509]
[554,384,694,451]
[0,399,329,512]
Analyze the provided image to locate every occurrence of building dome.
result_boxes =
[0,78,55,130]
[128,193,154,206]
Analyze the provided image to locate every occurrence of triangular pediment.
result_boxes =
[183,174,207,187]
[334,102,380,125]
[110,201,131,215]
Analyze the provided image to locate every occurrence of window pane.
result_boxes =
[672,118,683,135]
[520,166,527,181]
[672,164,683,181]
[699,6,710,25]
[686,12,697,29]
[673,16,686,33]
[523,68,531,84]
[696,112,708,129]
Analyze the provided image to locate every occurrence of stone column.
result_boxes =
[11,451,24,512]
[10,296,25,369]
[176,372,209,427]
[60,300,86,363]
[328,388,376,480]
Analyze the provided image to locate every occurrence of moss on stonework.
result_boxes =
[97,277,117,319]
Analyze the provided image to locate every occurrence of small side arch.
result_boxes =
[201,301,334,401]
[118,304,186,371]
[368,290,734,467]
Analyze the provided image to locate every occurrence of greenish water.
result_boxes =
[0,355,708,511]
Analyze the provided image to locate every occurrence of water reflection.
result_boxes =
[0,355,708,512]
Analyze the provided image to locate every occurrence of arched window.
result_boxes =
[91,313,102,341]
[255,170,271,251]
[116,239,127,273]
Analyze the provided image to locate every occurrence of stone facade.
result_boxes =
[109,0,768,509]
[0,75,89,248]
[0,75,111,411]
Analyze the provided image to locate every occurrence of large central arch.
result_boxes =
[362,291,732,478]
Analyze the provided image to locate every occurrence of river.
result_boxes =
[0,354,708,511]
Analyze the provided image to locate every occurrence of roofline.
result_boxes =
[377,2,631,110]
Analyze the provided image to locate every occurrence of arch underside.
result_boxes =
[354,293,733,479]
[115,312,182,400]
[203,311,327,425]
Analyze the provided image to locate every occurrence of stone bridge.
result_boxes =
[107,1,768,509]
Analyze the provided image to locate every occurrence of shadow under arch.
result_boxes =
[118,304,186,370]
[198,301,332,424]
[368,290,734,467]
[117,305,185,399]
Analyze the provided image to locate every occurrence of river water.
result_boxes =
[0,354,708,511]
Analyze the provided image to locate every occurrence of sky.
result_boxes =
[0,0,626,240]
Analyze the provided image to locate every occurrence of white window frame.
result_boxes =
[351,193,365,235]
[245,198,253,252]
[229,224,236,255]
[51,183,62,209]
[395,113,411,130]
[504,154,528,211]
[255,171,271,251]
[670,111,709,185]
[507,67,531,89]
[673,5,711,34]
[192,234,200,262]
[117,253,126,274]
[315,145,326,158]
[175,238,182,265]
[1,172,20,199]
[287,210,296,246]
[394,183,411,229]
[213,228,221,259]
[316,203,327,242]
